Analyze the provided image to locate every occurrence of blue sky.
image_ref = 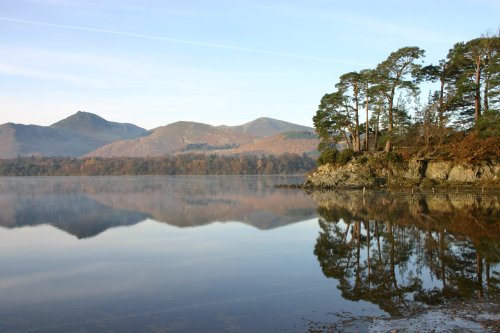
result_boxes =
[1,0,499,129]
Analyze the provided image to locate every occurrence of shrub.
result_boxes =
[317,148,338,165]
[317,148,356,166]
[336,149,354,165]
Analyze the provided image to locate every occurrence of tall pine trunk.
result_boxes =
[483,53,490,113]
[343,131,353,150]
[384,94,394,153]
[438,77,445,128]
[365,97,369,150]
[474,56,482,124]
[354,84,360,152]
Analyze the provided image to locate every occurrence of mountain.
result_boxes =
[0,112,148,158]
[220,117,314,138]
[0,123,106,158]
[51,111,148,143]
[86,118,317,158]
[86,121,255,158]
[0,112,316,158]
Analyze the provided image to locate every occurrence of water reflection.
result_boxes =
[1,177,498,331]
[0,176,317,238]
[312,190,500,316]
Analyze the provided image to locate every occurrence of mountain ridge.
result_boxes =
[51,111,148,143]
[0,112,317,158]
[219,117,314,138]
[0,122,106,158]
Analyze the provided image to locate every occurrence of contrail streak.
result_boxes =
[0,16,364,65]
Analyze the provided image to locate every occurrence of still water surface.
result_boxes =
[0,176,497,332]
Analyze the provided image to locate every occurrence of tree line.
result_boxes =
[313,31,499,162]
[0,153,316,176]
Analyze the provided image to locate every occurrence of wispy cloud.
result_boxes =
[20,0,239,18]
[253,2,459,45]
[26,0,81,6]
[0,62,108,86]
[0,16,365,66]
[0,45,152,88]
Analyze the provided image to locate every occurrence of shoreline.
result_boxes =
[306,299,500,332]
[301,155,499,190]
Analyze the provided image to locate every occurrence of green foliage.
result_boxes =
[313,92,349,140]
[476,109,500,138]
[445,35,500,129]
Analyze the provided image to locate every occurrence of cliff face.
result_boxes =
[306,154,499,188]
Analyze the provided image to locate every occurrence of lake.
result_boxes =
[0,176,498,332]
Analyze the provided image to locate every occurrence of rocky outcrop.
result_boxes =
[306,154,499,188]
[425,161,498,183]
[305,162,377,188]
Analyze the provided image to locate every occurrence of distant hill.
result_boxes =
[219,117,314,138]
[51,111,148,143]
[0,112,148,158]
[86,121,255,158]
[219,131,319,156]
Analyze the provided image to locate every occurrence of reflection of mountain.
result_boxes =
[0,183,149,238]
[312,190,499,317]
[83,176,317,229]
[0,176,317,239]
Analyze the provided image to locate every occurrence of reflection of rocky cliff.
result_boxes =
[312,190,499,317]
[0,176,317,239]
[312,190,499,243]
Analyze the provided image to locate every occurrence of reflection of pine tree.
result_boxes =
[315,218,421,316]
[313,193,499,316]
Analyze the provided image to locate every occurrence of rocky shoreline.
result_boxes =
[303,153,499,189]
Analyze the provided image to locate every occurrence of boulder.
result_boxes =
[425,161,453,180]
[477,163,495,181]
[448,164,478,182]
